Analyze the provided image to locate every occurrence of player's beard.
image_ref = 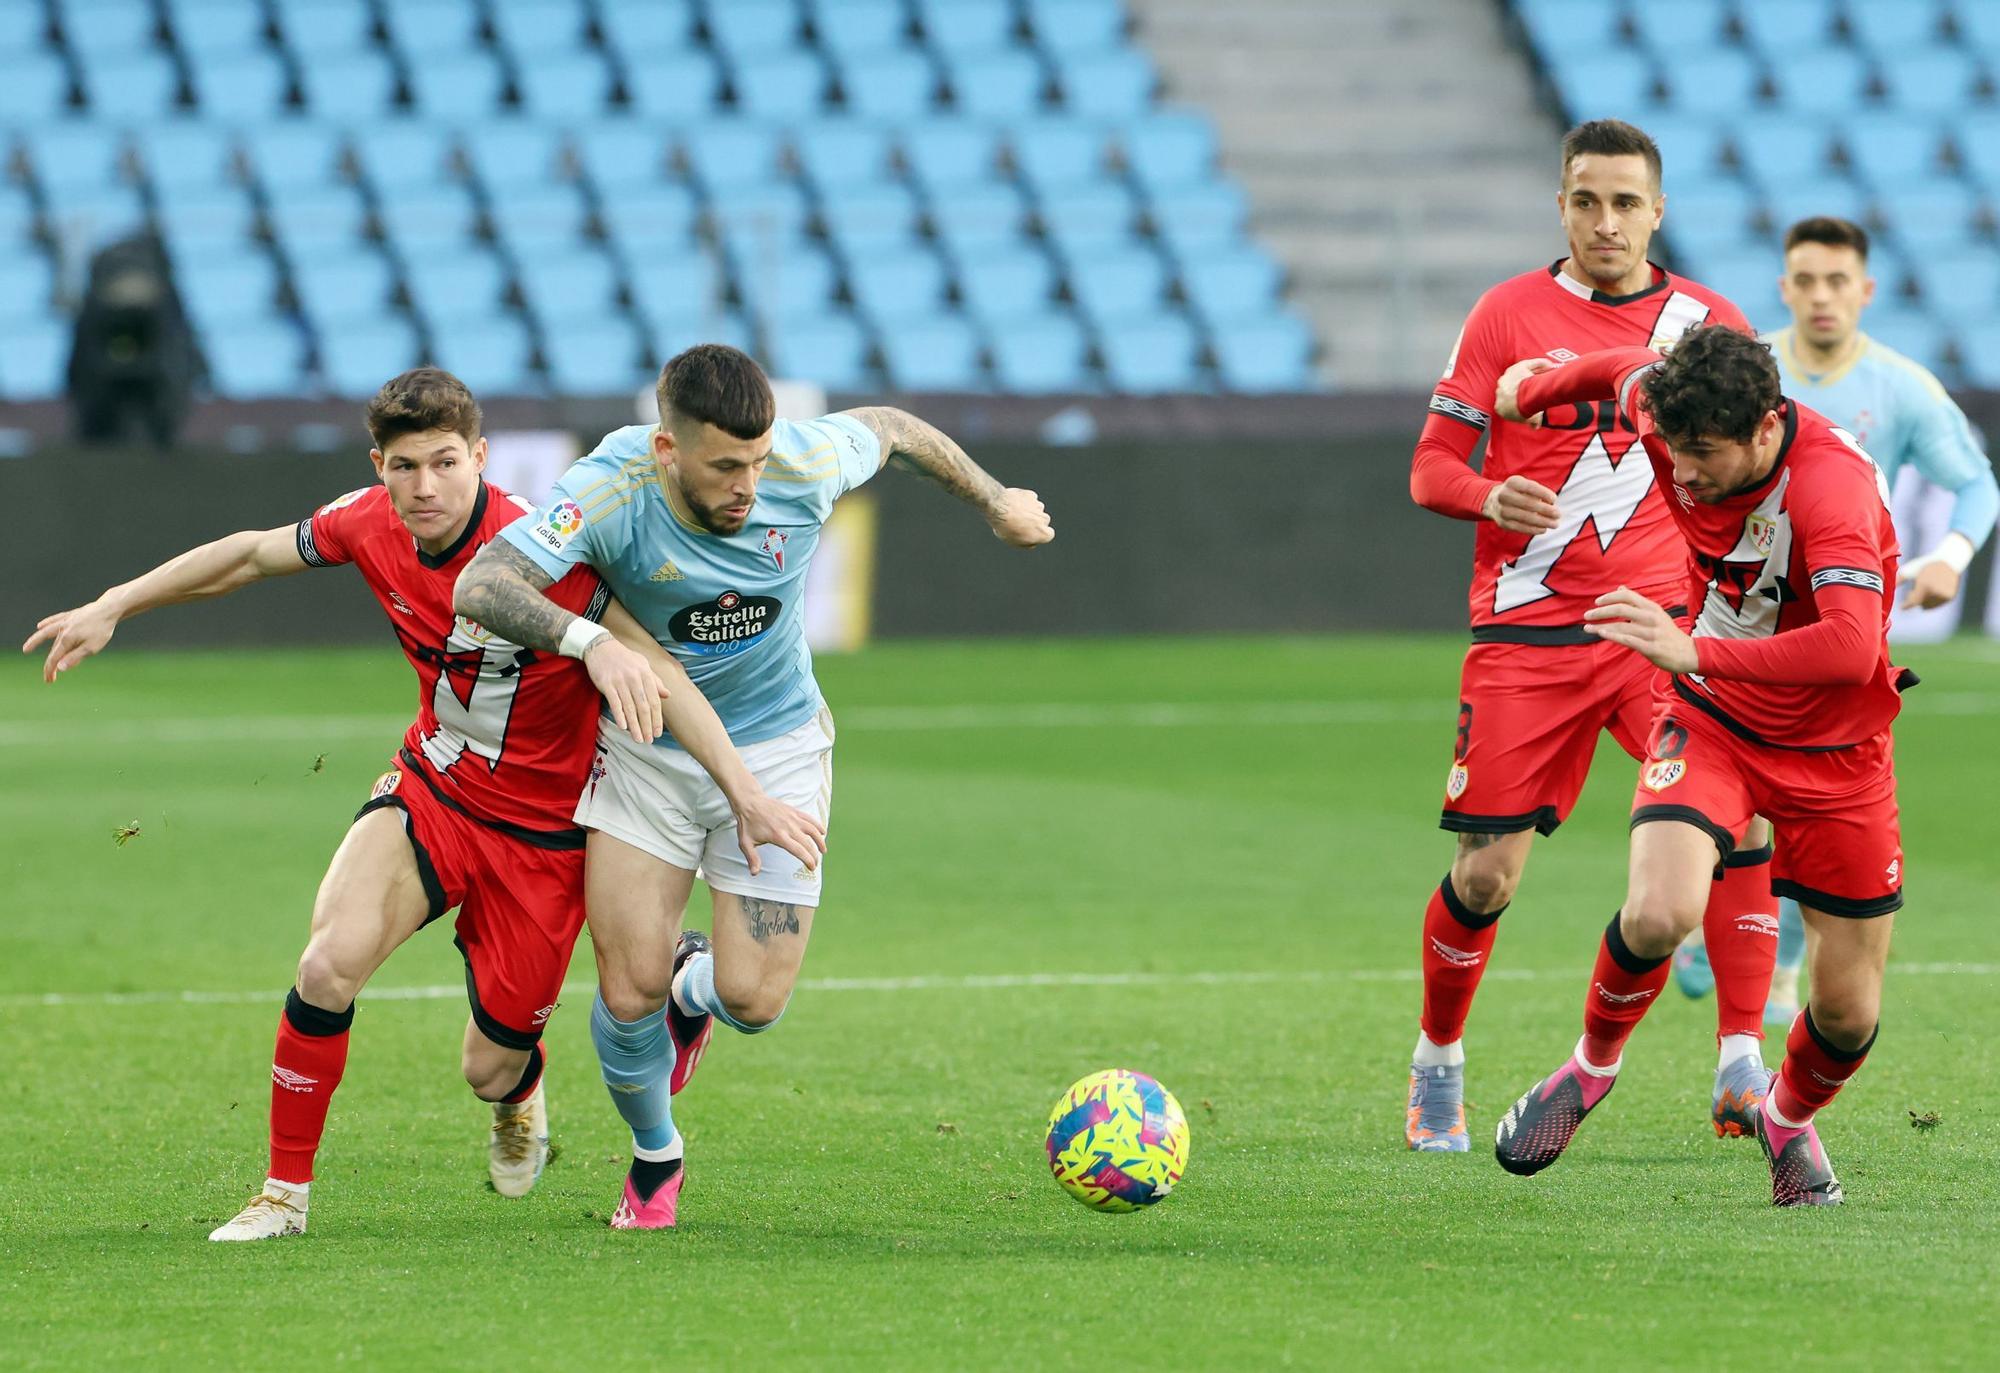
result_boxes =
[674,471,749,535]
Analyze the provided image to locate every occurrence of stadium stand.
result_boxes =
[0,0,1313,401]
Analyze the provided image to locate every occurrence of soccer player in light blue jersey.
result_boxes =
[456,345,1053,1228]
[1673,216,1999,1021]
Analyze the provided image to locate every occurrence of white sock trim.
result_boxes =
[1762,1092,1808,1130]
[1572,1037,1620,1078]
[632,1135,685,1164]
[265,1177,309,1201]
[1718,1033,1762,1070]
[1413,1031,1465,1068]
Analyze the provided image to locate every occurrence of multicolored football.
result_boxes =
[1045,1068,1190,1212]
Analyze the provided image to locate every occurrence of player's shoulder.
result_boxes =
[1857,334,1954,404]
[762,414,871,488]
[1788,402,1885,492]
[476,481,537,535]
[1467,264,1560,316]
[314,483,391,520]
[562,429,656,526]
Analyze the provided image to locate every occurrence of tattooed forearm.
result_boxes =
[740,896,801,945]
[841,406,1004,515]
[453,540,571,653]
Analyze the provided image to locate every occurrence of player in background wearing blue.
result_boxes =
[457,345,1054,1229]
[1672,217,1999,1021]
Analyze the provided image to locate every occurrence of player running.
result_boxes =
[456,344,1053,1229]
[1403,119,1775,1153]
[1672,216,1998,1022]
[1491,324,1910,1206]
[22,369,823,1240]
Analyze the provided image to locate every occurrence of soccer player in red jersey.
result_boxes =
[1403,119,1777,1152]
[1490,325,1909,1205]
[22,370,824,1239]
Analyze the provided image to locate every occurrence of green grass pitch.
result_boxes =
[2,634,1996,1370]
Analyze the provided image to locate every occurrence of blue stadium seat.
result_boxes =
[0,186,39,243]
[731,243,841,322]
[1512,0,1625,58]
[518,251,625,326]
[183,45,291,118]
[1039,184,1138,256]
[879,313,987,389]
[832,46,939,118]
[406,51,508,117]
[601,185,703,254]
[544,316,649,393]
[1627,0,1726,55]
[0,318,71,401]
[1846,0,1945,54]
[0,51,72,122]
[848,249,950,325]
[291,249,398,327]
[949,49,1048,118]
[42,184,149,246]
[811,0,907,60]
[1878,47,1985,115]
[764,310,874,389]
[75,49,184,119]
[1878,181,1985,252]
[628,253,731,332]
[706,0,805,62]
[271,0,376,56]
[489,183,593,254]
[175,254,283,329]
[930,182,1031,257]
[464,123,568,192]
[1211,313,1316,392]
[955,245,1059,325]
[60,0,159,57]
[0,4,48,51]
[575,125,674,193]
[1908,246,2000,322]
[1843,115,1950,190]
[514,48,615,118]
[1097,312,1202,391]
[818,183,924,254]
[1765,48,1873,114]
[1861,308,1952,374]
[24,125,127,193]
[1956,320,2000,385]
[153,183,260,249]
[430,313,537,393]
[489,0,589,58]
[1761,176,1869,234]
[1647,114,1731,186]
[134,122,238,190]
[1012,119,1109,196]
[626,48,725,118]
[1177,246,1283,327]
[902,121,1003,195]
[1736,0,1833,55]
[1023,0,1127,53]
[598,0,698,62]
[401,248,511,326]
[0,255,57,321]
[681,123,787,192]
[1662,182,1764,258]
[645,306,754,359]
[709,182,814,241]
[1541,48,1658,122]
[1957,111,2000,190]
[1684,247,1786,329]
[1146,182,1248,255]
[1049,46,1155,118]
[319,316,423,396]
[268,184,372,253]
[1657,48,1764,114]
[166,0,271,58]
[350,123,455,194]
[793,121,897,189]
[1121,111,1216,197]
[1962,4,2000,54]
[1066,245,1167,324]
[297,49,401,118]
[1731,114,1838,190]
[917,0,1016,56]
[381,0,484,57]
[379,183,482,255]
[732,48,834,120]
[988,310,1089,390]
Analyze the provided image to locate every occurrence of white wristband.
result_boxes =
[1934,532,1976,577]
[559,619,611,659]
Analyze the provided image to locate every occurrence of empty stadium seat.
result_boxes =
[1955,321,2000,385]
[849,250,951,325]
[42,184,149,248]
[1861,308,1952,373]
[1760,177,1869,235]
[1657,47,1765,115]
[709,182,815,241]
[134,122,238,190]
[818,183,925,255]
[1663,182,1764,258]
[831,46,939,118]
[379,184,482,256]
[598,0,696,60]
[1147,182,1249,255]
[268,184,372,253]
[183,45,291,119]
[514,48,615,119]
[706,0,805,63]
[381,0,484,58]
[166,0,271,58]
[1038,184,1139,256]
[731,244,841,323]
[319,316,424,396]
[489,0,589,59]
[1736,0,1834,55]
[764,310,874,389]
[681,123,787,192]
[878,313,987,389]
[988,310,1090,390]
[955,246,1060,326]
[1646,114,1731,185]
[1909,246,2000,322]
[401,248,511,326]
[1513,0,1624,60]
[205,320,310,400]
[1097,312,1203,391]
[24,124,127,193]
[1843,115,1950,190]
[296,49,400,119]
[1065,246,1168,324]
[517,251,624,326]
[576,125,676,193]
[75,48,185,119]
[1178,247,1284,326]
[1627,0,1726,55]
[1878,47,1986,115]
[0,4,49,52]
[0,318,72,401]
[291,249,399,327]
[487,183,594,254]
[918,0,1017,56]
[270,0,377,57]
[463,124,568,192]
[0,255,58,321]
[1049,46,1155,118]
[950,49,1048,118]
[153,183,261,249]
[903,121,1004,195]
[1012,119,1110,196]
[732,48,835,120]
[628,253,731,331]
[1730,115,1837,190]
[1764,48,1873,115]
[601,185,703,254]
[794,121,897,189]
[430,313,537,393]
[1024,0,1127,54]
[1121,111,1217,197]
[248,124,350,193]
[1211,313,1316,392]
[1540,49,1658,121]
[0,51,72,122]
[1846,0,1946,55]
[626,50,726,119]
[544,316,649,393]
[812,0,907,60]
[406,51,509,118]
[643,305,753,361]
[60,0,159,57]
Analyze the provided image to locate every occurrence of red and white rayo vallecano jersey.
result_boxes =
[1519,350,1908,751]
[1426,262,1751,641]
[296,482,610,844]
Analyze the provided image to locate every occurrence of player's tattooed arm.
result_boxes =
[839,406,1054,548]
[740,896,802,944]
[453,540,571,653]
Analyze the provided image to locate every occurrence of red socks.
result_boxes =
[268,988,354,1185]
[1771,1007,1876,1124]
[1580,913,1671,1068]
[1419,875,1504,1047]
[1705,845,1778,1044]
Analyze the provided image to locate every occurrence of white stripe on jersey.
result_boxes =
[1648,290,1716,352]
[1694,471,1793,642]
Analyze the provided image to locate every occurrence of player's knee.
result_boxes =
[1620,898,1698,961]
[462,1045,528,1101]
[1451,851,1522,913]
[718,981,791,1033]
[1807,997,1878,1052]
[295,940,364,1011]
[598,975,669,1023]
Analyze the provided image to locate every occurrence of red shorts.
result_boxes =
[359,761,587,1046]
[1440,639,1660,836]
[1631,703,1903,917]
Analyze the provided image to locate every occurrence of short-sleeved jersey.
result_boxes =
[1610,373,1906,751]
[1766,326,2000,551]
[1430,262,1751,640]
[297,481,611,844]
[498,414,881,749]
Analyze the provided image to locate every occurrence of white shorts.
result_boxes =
[575,709,835,906]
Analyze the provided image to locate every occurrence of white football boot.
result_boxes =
[209,1181,309,1241]
[488,1081,550,1197]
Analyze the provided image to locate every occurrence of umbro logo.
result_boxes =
[272,1065,319,1093]
[1593,982,1656,1006]
[1547,347,1578,362]
[1735,912,1781,937]
[531,1003,557,1026]
[608,1082,646,1095]
[1429,937,1482,968]
[388,591,416,615]
[650,560,684,582]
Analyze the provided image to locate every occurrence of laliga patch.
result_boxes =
[530,499,585,553]
[1445,764,1470,801]
[318,487,369,516]
[1642,758,1686,793]
[370,769,402,799]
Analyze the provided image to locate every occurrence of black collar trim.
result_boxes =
[1548,260,1670,306]
[416,483,489,570]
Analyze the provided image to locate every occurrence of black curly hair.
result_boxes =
[1640,325,1782,445]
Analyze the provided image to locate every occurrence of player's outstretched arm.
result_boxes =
[21,525,308,682]
[840,406,1054,548]
[456,542,660,747]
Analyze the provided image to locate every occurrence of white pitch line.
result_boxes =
[3,961,1993,1011]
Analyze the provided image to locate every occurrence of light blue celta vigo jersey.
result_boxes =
[1766,326,1999,554]
[501,414,881,748]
